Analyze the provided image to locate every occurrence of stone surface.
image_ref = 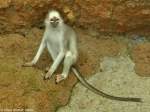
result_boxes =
[0,0,149,35]
[132,43,150,76]
[57,56,150,112]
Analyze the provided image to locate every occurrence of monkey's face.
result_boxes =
[47,10,63,28]
[50,16,60,28]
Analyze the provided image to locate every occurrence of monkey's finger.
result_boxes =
[22,62,33,67]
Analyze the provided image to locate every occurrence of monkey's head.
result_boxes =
[45,10,64,28]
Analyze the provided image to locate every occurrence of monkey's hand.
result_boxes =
[22,62,35,67]
[44,71,53,80]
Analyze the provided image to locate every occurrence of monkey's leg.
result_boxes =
[44,51,65,79]
[56,51,75,83]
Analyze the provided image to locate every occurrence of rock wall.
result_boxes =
[0,0,150,35]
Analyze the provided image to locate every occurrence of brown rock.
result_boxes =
[0,0,11,8]
[0,0,149,35]
[132,43,150,76]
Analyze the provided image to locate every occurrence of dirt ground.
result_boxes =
[0,27,149,112]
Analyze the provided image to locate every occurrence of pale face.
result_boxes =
[47,10,63,28]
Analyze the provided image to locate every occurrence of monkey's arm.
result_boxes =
[23,34,47,67]
[32,38,46,64]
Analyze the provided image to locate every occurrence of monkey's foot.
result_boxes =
[22,62,34,67]
[55,74,66,84]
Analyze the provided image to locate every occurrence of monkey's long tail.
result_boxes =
[71,66,142,102]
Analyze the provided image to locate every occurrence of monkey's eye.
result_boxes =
[55,18,59,21]
[50,18,59,22]
[50,19,54,22]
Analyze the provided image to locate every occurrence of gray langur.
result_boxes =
[23,10,142,102]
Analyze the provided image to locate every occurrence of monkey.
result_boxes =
[23,10,142,102]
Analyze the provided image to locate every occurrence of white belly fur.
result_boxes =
[46,30,63,59]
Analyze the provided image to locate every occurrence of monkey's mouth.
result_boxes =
[51,22,59,28]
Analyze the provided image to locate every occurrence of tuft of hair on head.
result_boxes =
[48,10,61,18]
[49,10,59,14]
